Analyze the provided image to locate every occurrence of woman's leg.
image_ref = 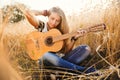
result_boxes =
[62,45,91,64]
[39,52,95,73]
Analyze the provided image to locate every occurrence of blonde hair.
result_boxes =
[48,7,70,53]
[48,7,69,34]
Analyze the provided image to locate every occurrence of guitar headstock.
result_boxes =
[88,23,106,32]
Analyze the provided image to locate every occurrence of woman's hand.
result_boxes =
[41,10,49,16]
[74,29,87,39]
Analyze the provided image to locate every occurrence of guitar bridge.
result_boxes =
[35,40,40,49]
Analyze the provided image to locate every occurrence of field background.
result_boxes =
[0,0,120,80]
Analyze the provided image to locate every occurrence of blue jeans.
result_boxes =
[39,45,95,73]
[62,45,90,64]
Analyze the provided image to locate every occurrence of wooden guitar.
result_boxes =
[25,23,106,60]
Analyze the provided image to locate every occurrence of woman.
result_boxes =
[25,7,95,73]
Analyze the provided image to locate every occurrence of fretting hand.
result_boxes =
[74,29,87,39]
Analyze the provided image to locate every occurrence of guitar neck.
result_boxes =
[52,23,106,42]
[53,31,78,42]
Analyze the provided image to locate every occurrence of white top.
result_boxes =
[42,22,48,32]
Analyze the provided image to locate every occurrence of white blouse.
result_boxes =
[42,22,48,32]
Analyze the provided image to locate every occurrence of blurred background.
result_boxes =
[0,0,120,80]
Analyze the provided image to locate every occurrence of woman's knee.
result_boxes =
[42,52,59,62]
[39,52,50,64]
[42,52,54,60]
[84,45,91,53]
[78,44,91,54]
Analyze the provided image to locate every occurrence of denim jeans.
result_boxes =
[62,45,90,64]
[39,45,95,73]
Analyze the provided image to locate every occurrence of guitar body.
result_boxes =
[25,29,64,60]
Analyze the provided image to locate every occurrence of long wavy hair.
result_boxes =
[48,7,70,53]
[48,7,69,34]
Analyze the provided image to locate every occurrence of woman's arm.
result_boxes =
[25,10,39,28]
[31,10,49,16]
[64,29,87,53]
[24,9,49,29]
[64,38,76,53]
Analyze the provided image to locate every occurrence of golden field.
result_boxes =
[0,0,120,80]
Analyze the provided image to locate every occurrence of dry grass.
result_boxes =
[0,1,120,80]
[0,10,23,80]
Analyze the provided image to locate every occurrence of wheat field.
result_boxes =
[0,0,120,80]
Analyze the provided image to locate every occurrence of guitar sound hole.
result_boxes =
[45,36,53,46]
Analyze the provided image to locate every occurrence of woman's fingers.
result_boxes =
[75,29,87,38]
[42,10,49,16]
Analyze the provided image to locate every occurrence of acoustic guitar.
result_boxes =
[25,23,106,60]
